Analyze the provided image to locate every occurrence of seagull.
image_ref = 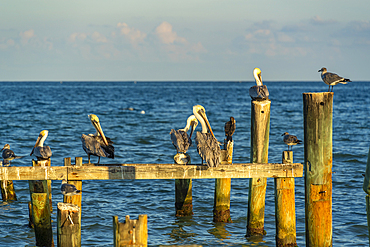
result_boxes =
[61,179,81,196]
[282,132,302,151]
[193,105,221,167]
[30,130,52,160]
[81,114,114,164]
[318,67,351,92]
[224,117,236,143]
[249,68,269,100]
[1,144,24,166]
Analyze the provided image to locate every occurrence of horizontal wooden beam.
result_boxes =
[0,163,303,181]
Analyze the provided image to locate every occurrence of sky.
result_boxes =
[0,0,369,81]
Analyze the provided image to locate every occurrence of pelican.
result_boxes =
[81,114,114,164]
[318,67,351,92]
[282,132,302,151]
[30,130,52,160]
[193,105,221,167]
[1,144,24,166]
[170,115,198,153]
[249,67,269,100]
[224,117,236,143]
[61,179,81,196]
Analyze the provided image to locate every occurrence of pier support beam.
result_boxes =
[64,157,82,208]
[1,179,17,201]
[113,215,148,247]
[57,202,81,247]
[246,100,270,237]
[303,92,333,246]
[213,141,233,222]
[274,151,297,246]
[363,147,370,245]
[174,153,193,216]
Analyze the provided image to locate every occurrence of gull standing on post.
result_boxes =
[61,179,81,196]
[1,144,24,166]
[282,132,302,151]
[193,105,221,167]
[81,114,115,164]
[318,67,351,92]
[249,68,269,100]
[30,130,52,160]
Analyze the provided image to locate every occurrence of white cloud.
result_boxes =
[19,29,36,44]
[117,22,147,45]
[155,21,187,45]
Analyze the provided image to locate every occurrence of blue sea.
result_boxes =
[0,81,369,246]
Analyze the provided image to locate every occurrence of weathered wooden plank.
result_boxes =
[0,163,303,180]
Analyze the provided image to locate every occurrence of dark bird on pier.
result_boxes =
[282,132,302,151]
[249,68,269,100]
[224,117,236,143]
[1,144,24,166]
[170,115,198,154]
[30,130,52,160]
[61,179,81,196]
[81,114,114,164]
[193,105,221,167]
[318,67,351,92]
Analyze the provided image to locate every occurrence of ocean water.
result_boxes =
[0,81,369,246]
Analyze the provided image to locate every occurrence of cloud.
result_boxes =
[310,15,337,25]
[155,21,187,45]
[116,22,147,45]
[19,29,36,44]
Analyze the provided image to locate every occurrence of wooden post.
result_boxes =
[28,201,34,228]
[1,179,17,201]
[57,202,81,247]
[274,151,297,246]
[363,147,370,245]
[29,159,54,247]
[246,100,270,236]
[213,141,233,222]
[113,215,148,247]
[64,157,82,208]
[174,153,193,216]
[303,92,333,246]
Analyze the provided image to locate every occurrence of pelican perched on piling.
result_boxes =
[170,115,198,164]
[224,117,236,143]
[318,67,351,92]
[30,130,52,160]
[1,144,24,166]
[249,68,269,100]
[81,114,114,164]
[193,105,221,167]
[282,132,302,151]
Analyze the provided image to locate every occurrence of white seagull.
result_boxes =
[249,68,269,100]
[318,67,351,92]
[282,132,302,151]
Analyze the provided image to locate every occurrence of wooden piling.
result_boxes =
[64,157,82,208]
[29,160,54,247]
[246,100,270,237]
[57,202,81,247]
[213,141,233,222]
[363,147,370,245]
[274,151,297,246]
[31,158,52,211]
[1,179,17,201]
[174,153,193,216]
[303,92,333,246]
[113,215,148,247]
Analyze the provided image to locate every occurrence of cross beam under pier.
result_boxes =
[0,163,303,181]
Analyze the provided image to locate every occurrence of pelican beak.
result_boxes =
[189,120,197,138]
[197,109,215,138]
[30,134,43,155]
[258,72,262,84]
[91,119,109,146]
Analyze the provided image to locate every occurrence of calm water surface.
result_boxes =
[0,81,369,246]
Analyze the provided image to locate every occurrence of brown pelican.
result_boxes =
[318,67,351,92]
[170,115,198,164]
[61,179,81,196]
[30,130,52,160]
[224,117,236,142]
[282,132,302,151]
[1,144,24,166]
[81,114,114,164]
[193,105,221,167]
[249,67,269,100]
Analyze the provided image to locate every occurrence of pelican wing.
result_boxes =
[249,85,269,100]
[195,132,221,167]
[170,129,192,153]
[82,134,109,158]
[33,146,52,159]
